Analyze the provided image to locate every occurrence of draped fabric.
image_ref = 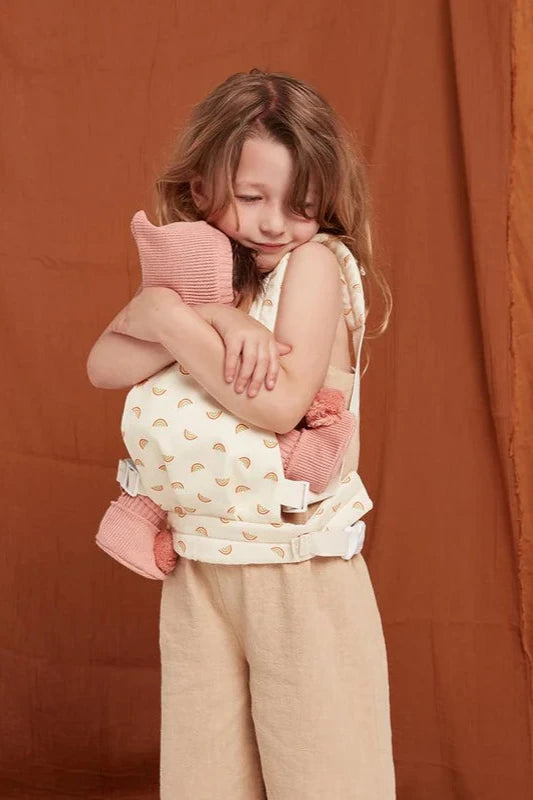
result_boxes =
[1,0,531,797]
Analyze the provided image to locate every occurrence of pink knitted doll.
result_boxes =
[95,212,355,579]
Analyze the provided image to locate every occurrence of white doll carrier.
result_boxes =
[117,233,372,564]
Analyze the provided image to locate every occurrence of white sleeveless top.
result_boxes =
[119,233,373,564]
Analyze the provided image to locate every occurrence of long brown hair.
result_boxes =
[154,68,392,371]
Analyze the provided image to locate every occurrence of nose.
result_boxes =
[259,203,287,239]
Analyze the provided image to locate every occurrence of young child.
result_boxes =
[88,68,395,799]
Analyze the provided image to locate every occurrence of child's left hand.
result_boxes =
[110,286,182,342]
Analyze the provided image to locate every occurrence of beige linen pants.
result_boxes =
[159,552,396,799]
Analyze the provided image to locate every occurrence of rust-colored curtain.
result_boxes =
[1,1,531,797]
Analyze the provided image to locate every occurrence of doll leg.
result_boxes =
[213,553,396,800]
[158,558,267,800]
[96,490,172,579]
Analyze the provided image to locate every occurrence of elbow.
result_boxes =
[86,354,117,390]
[263,396,306,435]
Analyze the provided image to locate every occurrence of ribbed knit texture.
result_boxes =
[282,409,356,493]
[131,210,234,305]
[95,493,168,580]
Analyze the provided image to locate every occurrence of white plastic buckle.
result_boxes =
[342,520,366,560]
[116,457,140,497]
[281,481,310,513]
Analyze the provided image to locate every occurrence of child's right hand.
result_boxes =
[198,304,292,397]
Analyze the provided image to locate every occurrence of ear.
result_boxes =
[190,175,208,211]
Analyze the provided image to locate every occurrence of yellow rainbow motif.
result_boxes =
[341,475,352,484]
[235,485,250,493]
[171,481,184,490]
[179,365,190,375]
[158,465,167,471]
[190,463,205,472]
[163,455,175,462]
[353,501,365,510]
[239,456,251,468]
[183,506,196,513]
[264,472,278,481]
[226,506,236,514]
[132,407,141,418]
[332,503,341,512]
[219,517,232,524]
[174,506,186,517]
[153,418,168,427]
[263,439,278,448]
[215,477,230,486]
[178,398,193,408]
[219,544,232,555]
[175,540,186,554]
[235,423,249,434]
[242,531,258,541]
[257,504,270,515]
[139,438,148,449]
[271,546,285,558]
[270,522,283,528]
[206,409,223,419]
[351,282,361,290]
[213,442,226,452]
[195,526,208,536]
[133,458,144,467]
[184,429,198,440]
[263,298,273,307]
[150,485,164,491]
[197,493,212,503]
[152,386,166,395]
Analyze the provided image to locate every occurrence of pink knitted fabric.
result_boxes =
[277,388,356,493]
[131,210,234,305]
[96,491,169,580]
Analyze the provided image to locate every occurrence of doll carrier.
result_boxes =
[117,233,372,565]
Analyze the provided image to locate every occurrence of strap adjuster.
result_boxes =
[280,480,309,513]
[116,458,140,497]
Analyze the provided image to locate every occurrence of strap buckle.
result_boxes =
[116,458,140,497]
[342,520,366,559]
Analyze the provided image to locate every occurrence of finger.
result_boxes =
[246,347,270,397]
[224,338,244,383]
[234,341,258,393]
[266,342,281,390]
[276,341,292,354]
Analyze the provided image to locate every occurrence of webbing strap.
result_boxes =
[171,520,366,565]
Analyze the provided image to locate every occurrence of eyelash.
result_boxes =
[236,196,315,210]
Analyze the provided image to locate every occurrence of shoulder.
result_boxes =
[278,240,341,300]
[285,240,339,272]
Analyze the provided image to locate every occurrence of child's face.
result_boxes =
[193,136,320,272]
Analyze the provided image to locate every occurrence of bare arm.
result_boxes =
[86,283,178,389]
[154,241,342,434]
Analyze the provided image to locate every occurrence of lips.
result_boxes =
[253,242,288,249]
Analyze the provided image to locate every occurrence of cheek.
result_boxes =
[294,219,320,241]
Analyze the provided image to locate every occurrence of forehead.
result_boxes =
[234,137,317,194]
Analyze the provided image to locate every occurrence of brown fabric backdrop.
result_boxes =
[1,0,531,797]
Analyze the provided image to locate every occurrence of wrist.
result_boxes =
[154,291,186,342]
